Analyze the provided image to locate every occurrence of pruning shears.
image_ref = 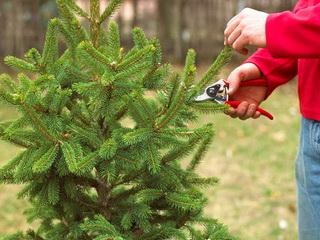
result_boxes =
[194,79,274,120]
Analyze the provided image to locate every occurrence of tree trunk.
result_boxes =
[0,0,43,59]
[132,0,139,28]
[172,0,183,62]
[157,0,173,58]
[157,0,184,62]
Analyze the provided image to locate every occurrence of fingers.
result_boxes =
[253,111,261,119]
[224,8,268,54]
[231,34,249,55]
[226,25,241,47]
[236,101,250,120]
[225,22,249,55]
[225,102,261,120]
[226,63,263,95]
[244,103,259,120]
[226,107,238,119]
[226,68,244,95]
[224,16,241,44]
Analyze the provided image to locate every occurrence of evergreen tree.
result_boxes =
[0,0,235,239]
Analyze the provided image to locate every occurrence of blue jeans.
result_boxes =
[296,117,320,239]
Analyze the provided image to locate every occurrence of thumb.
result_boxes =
[226,69,245,95]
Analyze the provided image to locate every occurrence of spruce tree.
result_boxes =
[0,0,235,239]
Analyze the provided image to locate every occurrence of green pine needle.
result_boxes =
[14,147,48,182]
[166,192,206,212]
[64,0,89,19]
[4,56,38,72]
[41,19,59,67]
[197,46,232,90]
[61,141,81,173]
[107,21,121,59]
[78,41,112,66]
[100,0,123,24]
[80,215,120,236]
[99,138,118,159]
[133,27,148,49]
[122,128,153,146]
[117,45,156,71]
[188,129,214,171]
[183,49,197,88]
[57,0,87,41]
[32,145,59,173]
[24,48,42,66]
[120,212,133,230]
[146,144,161,174]
[0,151,25,183]
[191,102,229,114]
[0,74,15,92]
[47,179,60,205]
[101,69,116,86]
[76,151,99,174]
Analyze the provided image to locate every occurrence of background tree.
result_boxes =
[157,0,187,63]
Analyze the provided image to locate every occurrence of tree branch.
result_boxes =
[22,103,57,143]
[90,0,100,48]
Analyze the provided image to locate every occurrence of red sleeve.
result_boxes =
[245,49,297,97]
[267,3,320,58]
[243,1,307,97]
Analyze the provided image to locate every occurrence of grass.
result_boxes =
[0,75,300,239]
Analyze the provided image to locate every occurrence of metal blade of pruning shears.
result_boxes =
[194,79,228,104]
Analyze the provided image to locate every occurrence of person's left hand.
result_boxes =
[224,8,269,55]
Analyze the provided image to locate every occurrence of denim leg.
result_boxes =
[296,117,320,240]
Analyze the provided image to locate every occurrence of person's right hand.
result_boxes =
[225,63,267,120]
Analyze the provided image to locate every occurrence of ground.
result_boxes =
[0,72,299,239]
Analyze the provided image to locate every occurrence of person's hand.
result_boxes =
[226,63,267,120]
[224,8,268,55]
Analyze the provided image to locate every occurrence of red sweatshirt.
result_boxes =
[246,0,320,120]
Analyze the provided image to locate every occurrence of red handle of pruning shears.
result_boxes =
[226,100,274,120]
[226,78,274,120]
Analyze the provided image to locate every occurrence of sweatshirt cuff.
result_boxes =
[243,57,277,98]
